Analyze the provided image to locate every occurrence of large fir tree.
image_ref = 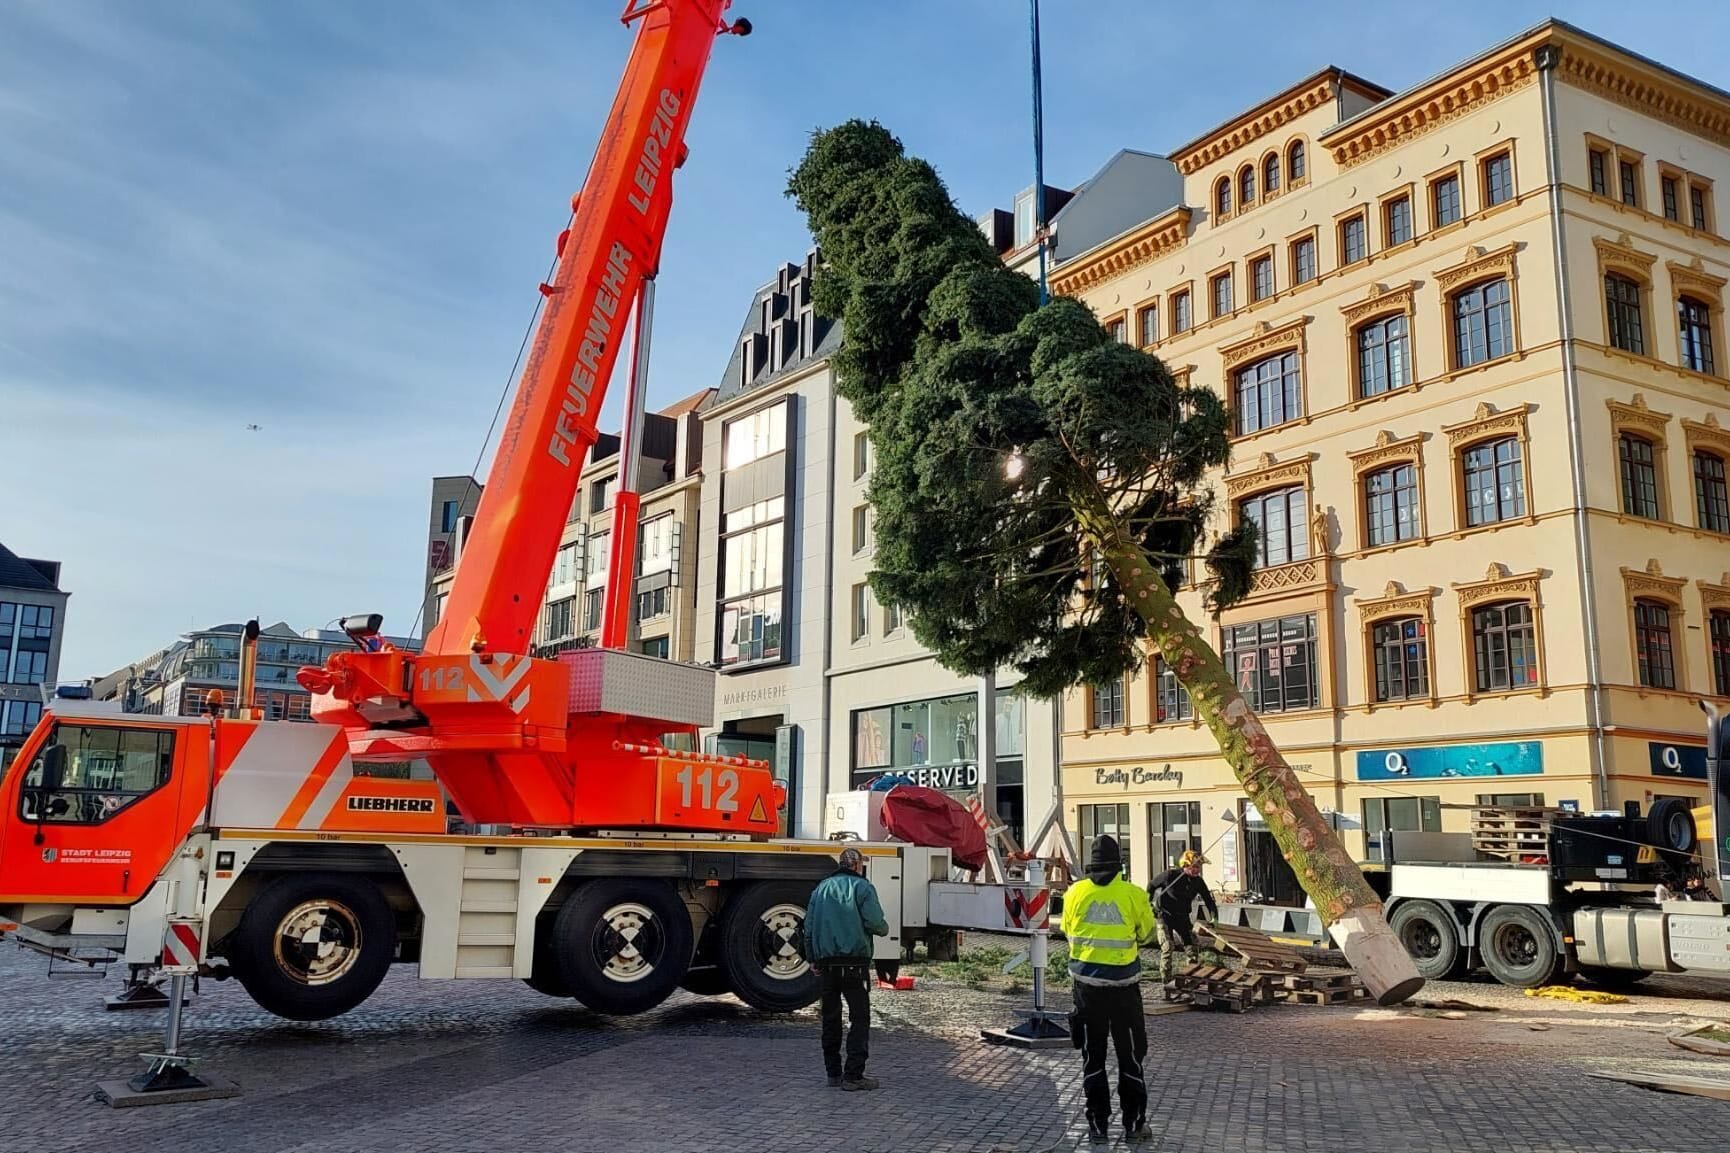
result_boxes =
[789,120,1421,1004]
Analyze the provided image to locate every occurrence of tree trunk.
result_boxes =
[1081,509,1424,1006]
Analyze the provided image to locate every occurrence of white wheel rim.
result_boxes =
[755,902,810,981]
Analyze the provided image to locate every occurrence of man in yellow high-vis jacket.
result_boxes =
[1061,834,1156,1143]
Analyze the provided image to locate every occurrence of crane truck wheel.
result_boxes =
[551,877,693,1015]
[1478,904,1563,988]
[717,880,820,1013]
[1389,900,1462,980]
[229,873,397,1021]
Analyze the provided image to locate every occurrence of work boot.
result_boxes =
[842,1075,879,1091]
[826,1075,843,1088]
[1086,1114,1111,1144]
[1126,1121,1153,1141]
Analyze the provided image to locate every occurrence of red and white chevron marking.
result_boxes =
[160,921,201,972]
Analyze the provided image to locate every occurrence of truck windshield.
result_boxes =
[19,724,176,824]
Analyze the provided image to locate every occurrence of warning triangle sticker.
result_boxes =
[749,794,768,823]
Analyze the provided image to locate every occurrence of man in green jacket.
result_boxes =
[805,846,888,1090]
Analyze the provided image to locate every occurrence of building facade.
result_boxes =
[0,543,68,769]
[423,390,712,663]
[1053,21,1730,898]
[694,255,1061,842]
[95,621,420,722]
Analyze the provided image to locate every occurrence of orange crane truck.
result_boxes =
[0,1,1025,1026]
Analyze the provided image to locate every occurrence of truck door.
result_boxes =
[0,718,194,905]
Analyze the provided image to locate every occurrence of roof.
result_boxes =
[658,387,715,418]
[715,257,843,404]
[1324,18,1730,146]
[0,541,62,593]
[1170,66,1392,174]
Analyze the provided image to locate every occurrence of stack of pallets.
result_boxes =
[1170,923,1369,1011]
[1470,806,1555,862]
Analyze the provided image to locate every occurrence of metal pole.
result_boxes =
[163,975,186,1054]
[1027,857,1047,1015]
[1030,0,1048,306]
[977,670,997,838]
[601,277,656,650]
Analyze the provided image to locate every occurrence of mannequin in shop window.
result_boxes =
[955,714,974,763]
[911,730,927,765]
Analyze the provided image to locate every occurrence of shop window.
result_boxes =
[1148,801,1202,873]
[1362,795,1442,862]
[1078,803,1131,879]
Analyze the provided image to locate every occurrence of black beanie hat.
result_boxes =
[1089,834,1122,869]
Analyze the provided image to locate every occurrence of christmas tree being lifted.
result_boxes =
[787,120,1423,1005]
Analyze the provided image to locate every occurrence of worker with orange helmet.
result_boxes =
[1146,848,1218,999]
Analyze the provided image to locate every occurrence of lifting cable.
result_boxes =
[406,213,576,641]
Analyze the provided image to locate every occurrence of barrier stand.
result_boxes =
[980,859,1069,1048]
[96,864,240,1106]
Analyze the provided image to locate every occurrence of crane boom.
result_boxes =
[430,0,737,657]
[296,1,780,835]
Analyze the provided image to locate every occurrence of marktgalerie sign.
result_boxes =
[1093,765,1184,789]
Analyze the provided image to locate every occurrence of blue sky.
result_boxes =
[7,1,1730,679]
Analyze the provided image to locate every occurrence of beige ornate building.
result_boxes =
[1054,20,1730,897]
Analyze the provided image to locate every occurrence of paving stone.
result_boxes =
[2,945,1727,1153]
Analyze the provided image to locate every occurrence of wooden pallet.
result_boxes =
[1471,808,1554,862]
[1171,963,1264,1013]
[1200,923,1308,975]
[1278,969,1371,1005]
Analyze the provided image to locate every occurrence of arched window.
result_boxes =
[1604,273,1645,355]
[1472,601,1538,692]
[1633,598,1676,689]
[1371,617,1428,701]
[1287,140,1306,184]
[1451,278,1513,368]
[1679,295,1716,375]
[1215,177,1232,219]
[1263,153,1280,196]
[1356,314,1411,398]
[1239,164,1256,207]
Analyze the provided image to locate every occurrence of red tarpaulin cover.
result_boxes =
[879,786,987,872]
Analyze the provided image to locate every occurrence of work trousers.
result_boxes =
[1157,918,1194,984]
[1071,980,1147,1134]
[818,962,871,1079]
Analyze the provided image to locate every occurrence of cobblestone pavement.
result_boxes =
[4,944,1729,1153]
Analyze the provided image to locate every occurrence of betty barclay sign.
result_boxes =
[1094,765,1184,790]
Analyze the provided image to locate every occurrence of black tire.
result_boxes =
[679,967,733,997]
[551,877,693,1015]
[523,927,573,998]
[1478,904,1563,989]
[1577,964,1651,990]
[717,880,820,1013]
[1646,798,1698,853]
[230,872,396,1021]
[1389,900,1462,980]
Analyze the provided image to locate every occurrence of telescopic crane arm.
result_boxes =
[299,2,779,834]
